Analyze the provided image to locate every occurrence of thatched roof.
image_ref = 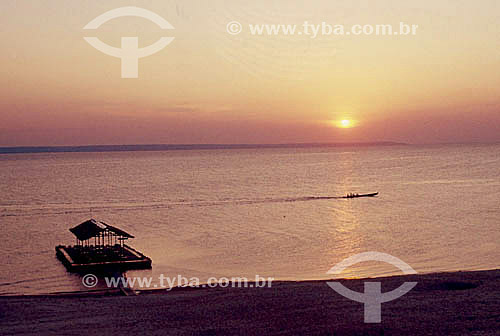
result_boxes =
[69,219,134,241]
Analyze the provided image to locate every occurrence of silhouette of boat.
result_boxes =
[342,192,379,199]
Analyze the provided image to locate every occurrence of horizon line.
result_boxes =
[0,142,409,154]
[1,141,499,154]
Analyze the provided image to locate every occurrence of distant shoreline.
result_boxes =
[0,142,408,154]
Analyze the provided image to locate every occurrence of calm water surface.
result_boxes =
[1,144,499,294]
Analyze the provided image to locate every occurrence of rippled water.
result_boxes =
[1,144,499,294]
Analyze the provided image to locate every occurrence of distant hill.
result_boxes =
[0,142,407,154]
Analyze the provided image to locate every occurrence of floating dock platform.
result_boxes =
[56,219,152,273]
[56,244,152,273]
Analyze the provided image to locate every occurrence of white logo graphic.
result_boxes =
[226,21,243,35]
[82,274,98,288]
[327,252,417,323]
[84,7,175,78]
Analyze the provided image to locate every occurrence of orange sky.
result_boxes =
[1,1,499,146]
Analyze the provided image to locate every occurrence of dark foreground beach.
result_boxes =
[1,269,499,335]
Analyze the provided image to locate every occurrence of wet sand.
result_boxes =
[1,269,499,335]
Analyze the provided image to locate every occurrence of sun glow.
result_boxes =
[341,120,351,128]
[334,119,356,128]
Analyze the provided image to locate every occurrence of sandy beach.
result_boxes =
[1,269,498,335]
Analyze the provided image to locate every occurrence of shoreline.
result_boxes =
[1,269,498,335]
[2,268,497,298]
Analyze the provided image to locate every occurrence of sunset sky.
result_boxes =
[1,0,499,146]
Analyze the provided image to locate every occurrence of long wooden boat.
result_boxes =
[342,192,379,199]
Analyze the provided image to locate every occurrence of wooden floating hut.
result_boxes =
[56,219,152,273]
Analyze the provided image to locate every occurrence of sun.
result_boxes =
[340,119,351,128]
[329,118,357,128]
